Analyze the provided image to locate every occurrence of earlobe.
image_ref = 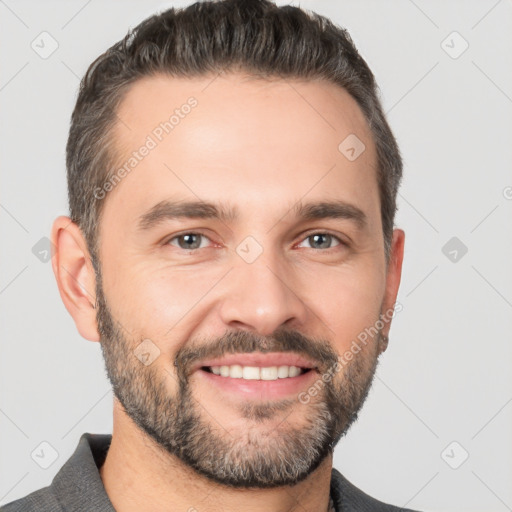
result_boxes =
[51,216,100,342]
[378,333,389,355]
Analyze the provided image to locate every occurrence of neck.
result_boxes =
[99,403,334,512]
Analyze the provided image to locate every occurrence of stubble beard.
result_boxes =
[94,270,381,488]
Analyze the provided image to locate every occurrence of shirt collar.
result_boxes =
[51,433,115,511]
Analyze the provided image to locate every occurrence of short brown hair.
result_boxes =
[66,0,402,270]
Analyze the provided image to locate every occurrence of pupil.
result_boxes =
[311,234,330,249]
[180,234,200,249]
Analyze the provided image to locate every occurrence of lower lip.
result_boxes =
[196,368,318,400]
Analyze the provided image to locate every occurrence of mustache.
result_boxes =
[174,327,339,380]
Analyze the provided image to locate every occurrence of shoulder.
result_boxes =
[0,486,62,512]
[331,467,421,512]
[0,432,112,512]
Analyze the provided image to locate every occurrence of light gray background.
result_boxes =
[1,1,511,511]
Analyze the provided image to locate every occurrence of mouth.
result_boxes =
[192,352,319,400]
[201,364,312,380]
[192,351,318,377]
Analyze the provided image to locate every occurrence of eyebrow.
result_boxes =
[137,200,238,231]
[137,199,367,232]
[292,200,367,229]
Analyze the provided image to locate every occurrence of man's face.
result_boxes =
[94,73,399,488]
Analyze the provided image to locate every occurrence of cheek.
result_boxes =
[310,264,385,346]
[104,262,221,335]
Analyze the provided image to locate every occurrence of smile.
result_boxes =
[203,365,310,380]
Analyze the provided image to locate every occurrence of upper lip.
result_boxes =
[192,352,318,372]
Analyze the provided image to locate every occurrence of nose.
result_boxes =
[218,252,308,336]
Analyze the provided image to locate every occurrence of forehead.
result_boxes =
[114,73,374,157]
[102,72,379,235]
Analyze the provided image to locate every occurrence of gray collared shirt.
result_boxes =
[1,433,419,511]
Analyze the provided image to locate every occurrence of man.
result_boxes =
[1,0,415,510]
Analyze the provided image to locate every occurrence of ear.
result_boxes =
[51,216,100,342]
[379,228,405,350]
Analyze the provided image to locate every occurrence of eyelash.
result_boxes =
[165,231,348,252]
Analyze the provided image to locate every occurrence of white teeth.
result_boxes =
[208,365,304,380]
[277,365,289,378]
[242,366,260,380]
[229,364,243,378]
[260,366,278,380]
[288,365,301,377]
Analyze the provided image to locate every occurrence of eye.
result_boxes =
[167,232,212,250]
[297,232,345,250]
[164,231,346,252]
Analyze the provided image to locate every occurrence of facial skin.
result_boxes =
[51,73,404,512]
